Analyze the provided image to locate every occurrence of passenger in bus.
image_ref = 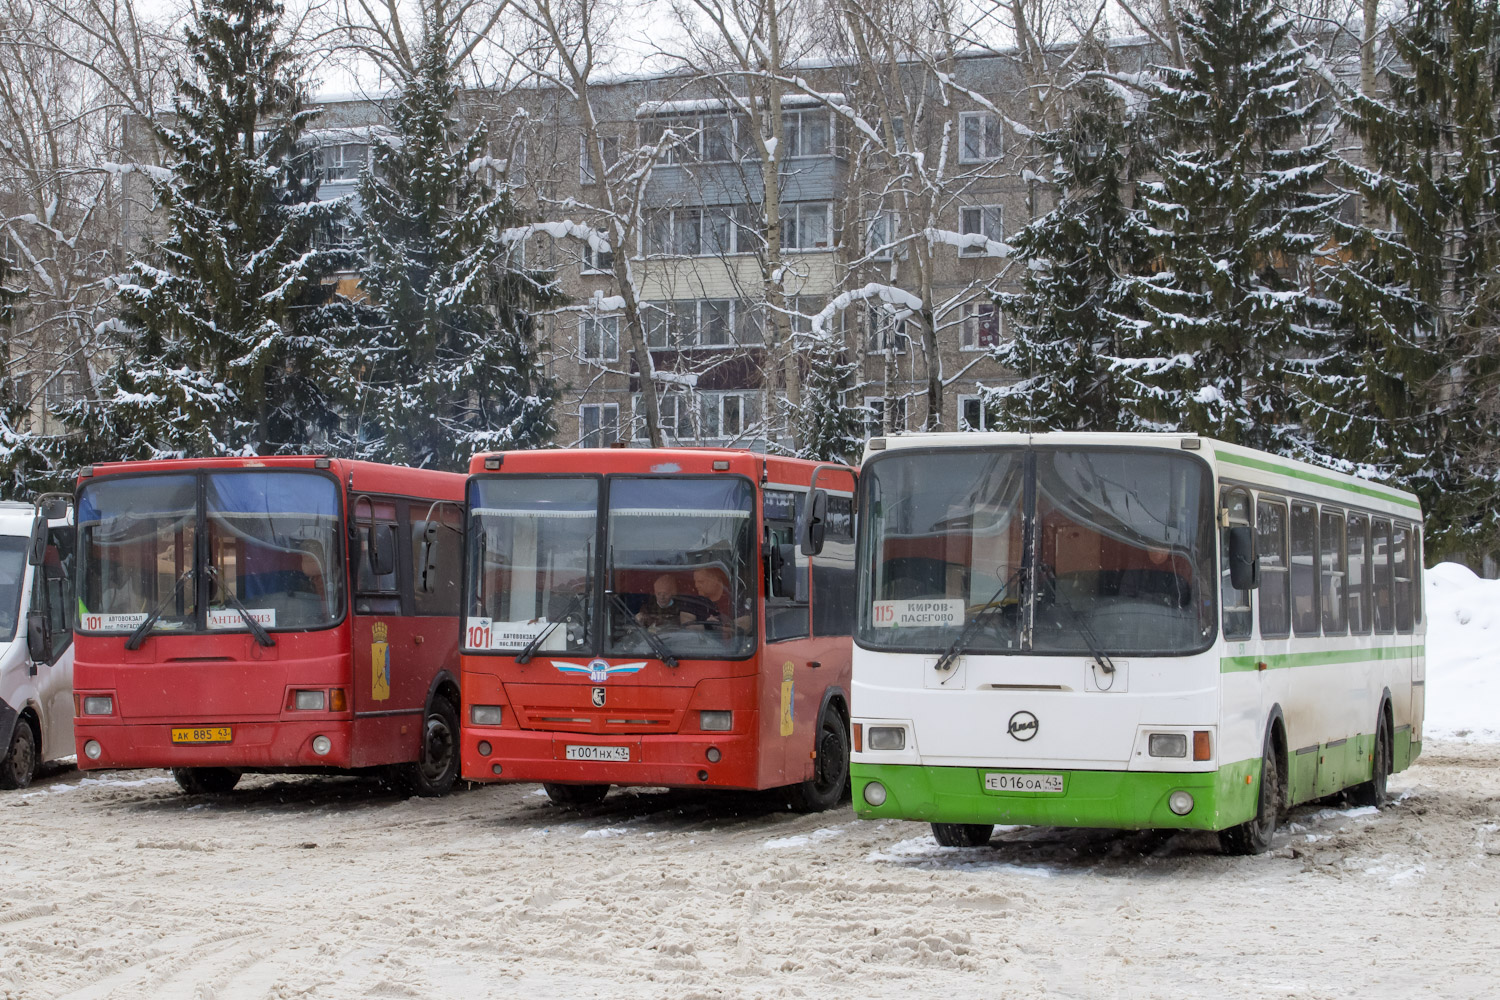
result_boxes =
[636,574,687,631]
[687,566,752,634]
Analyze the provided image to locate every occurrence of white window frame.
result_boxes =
[958,111,1003,163]
[864,395,907,436]
[958,394,994,431]
[782,201,833,251]
[866,308,907,355]
[959,205,1004,257]
[320,143,368,182]
[580,238,614,274]
[579,134,621,185]
[579,403,620,448]
[866,211,897,261]
[579,314,620,362]
[960,299,1001,351]
[781,108,833,158]
[697,390,762,442]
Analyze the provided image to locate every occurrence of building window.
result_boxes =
[958,394,993,431]
[866,212,897,261]
[506,139,527,184]
[958,111,1003,163]
[632,392,695,440]
[698,391,762,441]
[866,309,907,354]
[959,205,1004,257]
[782,202,832,250]
[789,295,828,336]
[960,300,1001,349]
[580,315,619,361]
[579,403,620,448]
[781,108,832,158]
[320,143,368,182]
[644,206,754,256]
[579,134,622,185]
[640,300,760,349]
[864,395,907,436]
[642,114,736,164]
[581,238,614,274]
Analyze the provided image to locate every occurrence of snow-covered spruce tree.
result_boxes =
[1311,0,1500,556]
[1120,0,1341,450]
[0,251,49,498]
[59,0,357,461]
[351,21,557,469]
[990,76,1153,433]
[789,325,866,464]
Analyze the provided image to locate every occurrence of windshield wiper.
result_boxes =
[933,565,1027,678]
[124,567,196,651]
[606,590,679,668]
[205,566,276,647]
[516,593,583,664]
[1036,562,1116,679]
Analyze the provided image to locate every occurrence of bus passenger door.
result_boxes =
[351,496,421,763]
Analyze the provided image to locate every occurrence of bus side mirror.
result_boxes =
[40,497,68,520]
[1228,526,1260,590]
[798,489,828,557]
[367,523,395,576]
[26,608,50,665]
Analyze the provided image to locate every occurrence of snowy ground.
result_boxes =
[2,566,1496,999]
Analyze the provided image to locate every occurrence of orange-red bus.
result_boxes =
[71,457,466,795]
[460,449,857,810]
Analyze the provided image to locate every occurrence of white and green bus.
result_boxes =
[849,432,1424,854]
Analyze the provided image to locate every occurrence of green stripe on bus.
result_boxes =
[1215,451,1421,512]
[1220,644,1424,673]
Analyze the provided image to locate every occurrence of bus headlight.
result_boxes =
[82,696,113,716]
[470,705,504,726]
[1168,790,1194,815]
[1149,733,1187,758]
[312,735,331,756]
[293,690,326,711]
[83,740,102,760]
[699,710,732,731]
[863,781,888,806]
[867,726,906,751]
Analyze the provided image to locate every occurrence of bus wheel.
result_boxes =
[931,823,994,847]
[787,710,849,813]
[1348,710,1392,808]
[395,695,459,797]
[1220,729,1281,856]
[542,782,609,806]
[0,720,37,790]
[172,767,241,795]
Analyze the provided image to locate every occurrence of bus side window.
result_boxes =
[812,494,856,636]
[355,497,402,615]
[1393,523,1413,633]
[764,490,809,642]
[412,504,462,616]
[1220,488,1253,640]
[1413,530,1423,625]
[1319,509,1347,635]
[32,525,75,661]
[1372,518,1393,633]
[1290,502,1319,636]
[1347,512,1370,634]
[1256,498,1290,638]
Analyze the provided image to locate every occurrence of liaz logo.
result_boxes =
[552,658,647,683]
[1007,710,1039,741]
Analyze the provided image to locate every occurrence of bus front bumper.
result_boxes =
[462,729,761,790]
[850,760,1262,832]
[74,719,357,772]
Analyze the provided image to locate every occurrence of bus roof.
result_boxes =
[468,448,852,485]
[78,456,466,501]
[865,431,1421,518]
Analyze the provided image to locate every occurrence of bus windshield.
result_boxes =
[77,471,345,634]
[605,476,756,660]
[0,536,28,642]
[858,447,1215,656]
[465,475,757,659]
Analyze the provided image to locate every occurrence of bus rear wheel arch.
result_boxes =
[786,703,849,814]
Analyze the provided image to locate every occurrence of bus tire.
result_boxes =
[1220,728,1281,856]
[172,767,241,795]
[1348,709,1392,808]
[931,823,994,848]
[787,710,849,813]
[394,695,460,797]
[542,782,609,806]
[0,718,37,790]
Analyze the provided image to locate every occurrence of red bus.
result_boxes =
[460,449,857,810]
[71,457,467,795]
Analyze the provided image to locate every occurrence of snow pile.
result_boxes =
[1425,562,1500,742]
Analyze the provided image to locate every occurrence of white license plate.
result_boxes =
[984,772,1064,793]
[565,744,630,762]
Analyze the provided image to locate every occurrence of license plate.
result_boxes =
[565,744,630,762]
[171,727,233,744]
[984,771,1064,793]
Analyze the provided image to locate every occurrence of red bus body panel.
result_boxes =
[460,449,855,792]
[72,456,465,773]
